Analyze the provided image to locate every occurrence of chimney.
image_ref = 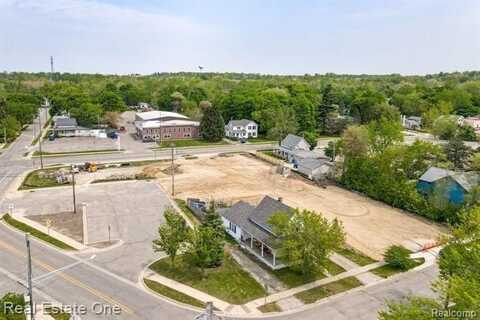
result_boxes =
[278,197,283,203]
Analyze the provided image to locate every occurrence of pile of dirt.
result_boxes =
[161,164,182,176]
[142,165,163,177]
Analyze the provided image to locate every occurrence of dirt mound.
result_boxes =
[161,164,182,176]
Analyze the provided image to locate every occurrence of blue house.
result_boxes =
[417,167,479,205]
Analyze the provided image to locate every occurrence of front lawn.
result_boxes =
[337,247,377,266]
[144,279,205,308]
[246,138,277,144]
[370,258,425,278]
[294,276,362,304]
[2,214,76,251]
[19,167,70,190]
[149,254,266,304]
[156,139,228,149]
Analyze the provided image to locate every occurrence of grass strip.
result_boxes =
[174,199,200,225]
[156,139,228,149]
[337,247,377,266]
[149,254,266,304]
[19,168,70,190]
[294,276,362,304]
[258,302,282,313]
[370,258,425,278]
[44,307,70,320]
[33,149,122,156]
[144,279,205,308]
[2,214,76,251]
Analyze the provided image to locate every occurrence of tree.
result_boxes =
[432,116,458,140]
[99,90,126,112]
[0,292,26,320]
[378,297,440,320]
[70,103,103,128]
[444,137,472,169]
[185,226,224,273]
[470,153,480,171]
[324,140,339,161]
[341,125,369,159]
[200,104,225,142]
[152,209,188,266]
[458,125,477,141]
[0,116,21,142]
[384,245,415,270]
[367,117,403,154]
[317,84,337,132]
[267,107,298,141]
[103,111,122,129]
[301,131,318,150]
[269,209,345,276]
[170,91,186,113]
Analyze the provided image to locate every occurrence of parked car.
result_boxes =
[107,131,118,139]
[48,133,56,141]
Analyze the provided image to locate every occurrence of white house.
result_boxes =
[463,116,480,132]
[225,119,258,139]
[219,196,293,270]
[402,115,422,130]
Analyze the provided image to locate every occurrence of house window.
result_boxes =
[228,222,237,233]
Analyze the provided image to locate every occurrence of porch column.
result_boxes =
[273,253,276,266]
[250,235,253,248]
[261,242,264,257]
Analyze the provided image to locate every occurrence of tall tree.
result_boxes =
[152,209,188,267]
[444,137,472,169]
[200,104,225,142]
[269,209,345,276]
[318,84,337,132]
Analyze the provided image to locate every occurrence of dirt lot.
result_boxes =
[155,154,446,260]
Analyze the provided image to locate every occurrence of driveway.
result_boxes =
[4,180,171,281]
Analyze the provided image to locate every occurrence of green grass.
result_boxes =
[370,258,425,278]
[149,254,266,304]
[259,150,283,160]
[294,276,362,304]
[33,149,121,156]
[2,214,76,251]
[19,167,70,190]
[240,248,345,288]
[156,139,228,149]
[44,307,70,320]
[246,138,277,144]
[258,302,282,313]
[337,247,377,266]
[174,199,200,225]
[144,279,205,308]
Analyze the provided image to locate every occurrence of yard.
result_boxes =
[156,138,229,149]
[156,154,446,260]
[149,254,266,304]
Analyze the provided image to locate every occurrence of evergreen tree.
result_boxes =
[200,104,225,142]
[318,84,338,132]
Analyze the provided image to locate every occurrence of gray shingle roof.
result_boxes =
[228,119,255,127]
[219,196,294,248]
[281,134,310,151]
[54,117,78,128]
[298,158,333,170]
[419,167,480,192]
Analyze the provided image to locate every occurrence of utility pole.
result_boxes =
[3,127,6,145]
[50,56,54,82]
[171,143,175,196]
[25,234,35,320]
[37,109,44,169]
[71,166,77,214]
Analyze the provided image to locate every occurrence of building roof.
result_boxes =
[280,134,310,151]
[291,150,320,159]
[406,116,422,122]
[298,158,333,170]
[419,167,480,192]
[228,119,256,127]
[54,117,78,128]
[136,110,189,121]
[220,196,294,248]
[136,119,200,129]
[419,167,452,183]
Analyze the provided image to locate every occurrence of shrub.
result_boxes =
[384,245,415,270]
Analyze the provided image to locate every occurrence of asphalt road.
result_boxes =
[0,115,438,319]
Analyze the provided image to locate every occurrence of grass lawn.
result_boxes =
[19,167,70,190]
[33,149,121,156]
[44,307,70,320]
[370,258,425,278]
[174,199,201,225]
[294,276,362,304]
[246,138,277,144]
[259,150,283,160]
[258,302,282,313]
[240,248,345,288]
[337,247,377,266]
[156,139,228,149]
[149,254,266,304]
[2,214,76,251]
[144,279,205,308]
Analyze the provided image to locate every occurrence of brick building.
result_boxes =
[134,111,200,142]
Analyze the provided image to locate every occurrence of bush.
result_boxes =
[384,245,415,270]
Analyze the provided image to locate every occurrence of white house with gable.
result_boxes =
[225,119,258,139]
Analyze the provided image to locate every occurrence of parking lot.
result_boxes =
[5,180,170,280]
[156,154,446,260]
[39,136,119,153]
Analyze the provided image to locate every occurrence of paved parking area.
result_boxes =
[40,136,119,153]
[5,181,171,280]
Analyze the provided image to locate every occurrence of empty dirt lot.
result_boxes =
[157,154,446,260]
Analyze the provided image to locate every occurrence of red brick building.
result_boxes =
[134,111,200,142]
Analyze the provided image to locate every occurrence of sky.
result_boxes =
[0,0,479,75]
